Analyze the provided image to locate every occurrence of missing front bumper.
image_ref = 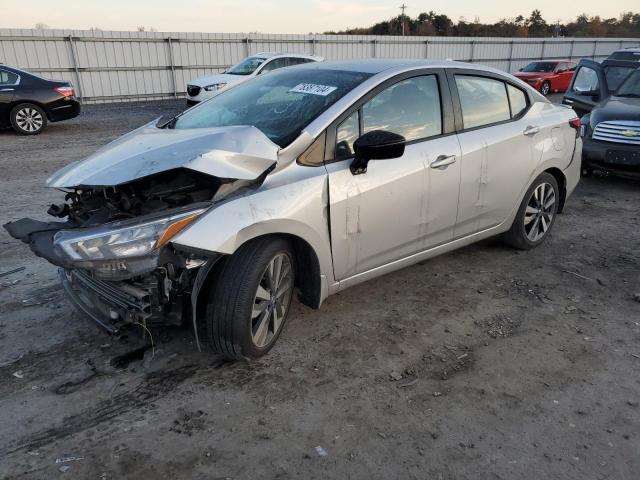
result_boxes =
[59,268,160,333]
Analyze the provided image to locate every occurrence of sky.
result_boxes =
[2,0,638,33]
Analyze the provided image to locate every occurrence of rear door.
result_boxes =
[448,70,542,237]
[0,68,18,124]
[326,70,461,280]
[562,59,607,116]
[555,62,574,91]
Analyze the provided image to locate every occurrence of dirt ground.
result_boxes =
[1,96,639,480]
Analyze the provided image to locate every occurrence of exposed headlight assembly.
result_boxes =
[204,82,227,92]
[55,208,206,261]
[53,207,207,280]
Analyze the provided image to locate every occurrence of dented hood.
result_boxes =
[47,122,280,188]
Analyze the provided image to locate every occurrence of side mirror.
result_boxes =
[518,68,523,72]
[350,130,406,175]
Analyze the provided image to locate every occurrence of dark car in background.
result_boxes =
[578,67,640,177]
[0,64,81,135]
[513,60,576,95]
[606,47,640,62]
[562,59,638,117]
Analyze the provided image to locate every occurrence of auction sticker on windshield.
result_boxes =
[289,83,337,96]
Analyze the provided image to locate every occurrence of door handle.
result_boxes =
[430,154,456,169]
[523,125,540,136]
[0,88,14,92]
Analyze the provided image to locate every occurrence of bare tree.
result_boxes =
[34,22,50,30]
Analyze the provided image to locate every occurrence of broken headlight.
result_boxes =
[54,208,206,261]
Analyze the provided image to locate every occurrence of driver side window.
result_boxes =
[260,58,288,74]
[335,75,442,160]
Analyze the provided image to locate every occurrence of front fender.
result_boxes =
[171,168,334,283]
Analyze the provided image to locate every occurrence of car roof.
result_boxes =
[293,58,505,74]
[252,52,323,61]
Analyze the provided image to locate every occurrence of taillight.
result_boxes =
[569,117,581,138]
[54,86,75,97]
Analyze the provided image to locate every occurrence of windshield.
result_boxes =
[605,65,636,91]
[521,62,557,73]
[226,57,267,76]
[174,68,372,147]
[615,69,640,97]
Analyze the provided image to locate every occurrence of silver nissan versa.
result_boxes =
[5,60,581,360]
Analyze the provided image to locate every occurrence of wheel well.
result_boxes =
[544,167,567,213]
[195,233,322,326]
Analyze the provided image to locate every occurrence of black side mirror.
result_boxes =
[350,130,405,175]
[518,68,523,72]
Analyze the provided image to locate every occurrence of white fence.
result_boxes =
[1,29,638,104]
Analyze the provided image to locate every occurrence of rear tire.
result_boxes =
[503,172,559,250]
[540,81,551,96]
[10,103,47,135]
[205,237,295,360]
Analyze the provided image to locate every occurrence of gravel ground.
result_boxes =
[1,96,639,480]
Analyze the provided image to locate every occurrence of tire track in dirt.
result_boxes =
[1,364,198,455]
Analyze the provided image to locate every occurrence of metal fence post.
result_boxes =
[66,35,83,101]
[310,35,316,55]
[569,39,575,60]
[244,37,250,57]
[425,40,430,59]
[592,40,597,60]
[167,37,177,97]
[469,40,475,63]
[540,40,546,60]
[371,39,376,58]
[507,40,514,72]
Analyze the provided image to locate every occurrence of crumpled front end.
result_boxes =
[4,124,279,333]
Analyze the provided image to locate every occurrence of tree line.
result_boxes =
[325,10,640,38]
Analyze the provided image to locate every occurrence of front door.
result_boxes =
[327,73,461,280]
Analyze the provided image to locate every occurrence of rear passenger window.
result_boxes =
[0,70,18,85]
[507,84,527,118]
[455,75,510,129]
[362,75,442,141]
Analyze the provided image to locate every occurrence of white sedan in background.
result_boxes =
[186,52,323,105]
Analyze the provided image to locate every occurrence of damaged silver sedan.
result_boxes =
[5,60,581,359]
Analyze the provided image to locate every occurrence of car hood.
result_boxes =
[47,121,280,188]
[188,73,249,88]
[591,96,640,124]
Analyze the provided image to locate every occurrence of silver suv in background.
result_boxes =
[6,60,581,360]
[185,52,323,105]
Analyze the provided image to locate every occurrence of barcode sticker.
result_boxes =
[289,83,337,96]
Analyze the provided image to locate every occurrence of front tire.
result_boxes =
[205,237,295,360]
[10,103,47,135]
[503,172,559,250]
[540,81,551,96]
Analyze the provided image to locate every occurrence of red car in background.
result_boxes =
[514,60,577,96]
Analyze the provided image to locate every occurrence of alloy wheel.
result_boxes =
[251,252,294,348]
[15,107,44,133]
[524,182,556,242]
[541,82,550,96]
